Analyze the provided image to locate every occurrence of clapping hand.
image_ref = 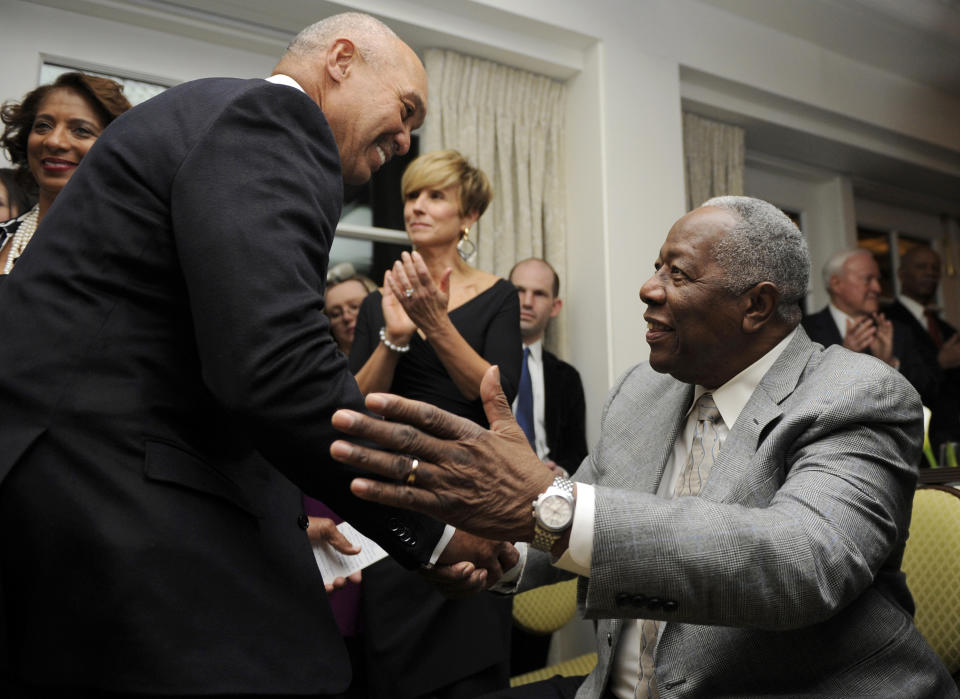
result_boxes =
[939,334,960,370]
[386,251,452,335]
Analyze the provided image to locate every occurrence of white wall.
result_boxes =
[0,0,276,135]
[3,0,958,446]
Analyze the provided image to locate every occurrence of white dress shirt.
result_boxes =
[827,303,856,341]
[552,329,796,699]
[265,73,304,92]
[512,339,550,460]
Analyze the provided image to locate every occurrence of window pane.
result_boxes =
[40,62,169,105]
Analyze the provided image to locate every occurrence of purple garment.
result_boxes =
[304,495,363,637]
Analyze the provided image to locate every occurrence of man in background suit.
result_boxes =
[332,196,953,697]
[0,12,508,697]
[509,258,588,477]
[884,245,960,451]
[508,257,589,675]
[801,247,907,370]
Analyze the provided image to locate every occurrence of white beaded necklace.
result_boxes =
[2,205,40,275]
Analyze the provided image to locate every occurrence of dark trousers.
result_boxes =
[478,674,588,699]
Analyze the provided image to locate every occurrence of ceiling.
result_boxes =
[28,0,960,212]
[698,0,960,96]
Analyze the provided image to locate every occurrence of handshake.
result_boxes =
[329,366,559,595]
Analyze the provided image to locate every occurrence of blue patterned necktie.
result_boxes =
[516,347,536,449]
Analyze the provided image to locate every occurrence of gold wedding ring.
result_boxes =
[406,458,419,486]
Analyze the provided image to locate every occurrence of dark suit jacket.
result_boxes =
[0,78,441,695]
[542,349,588,474]
[884,299,960,448]
[801,305,915,366]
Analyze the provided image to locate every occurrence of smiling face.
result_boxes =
[829,252,882,317]
[404,183,473,252]
[27,87,105,206]
[640,206,750,388]
[325,279,370,354]
[324,38,426,185]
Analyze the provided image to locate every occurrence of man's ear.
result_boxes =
[742,282,780,333]
[326,39,357,84]
[827,274,841,296]
[549,298,563,318]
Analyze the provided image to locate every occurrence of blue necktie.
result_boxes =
[517,347,536,449]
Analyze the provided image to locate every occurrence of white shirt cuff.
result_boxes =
[424,524,457,568]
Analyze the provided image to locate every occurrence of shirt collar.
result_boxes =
[524,338,544,363]
[265,74,305,93]
[827,302,855,338]
[898,295,930,325]
[690,328,797,429]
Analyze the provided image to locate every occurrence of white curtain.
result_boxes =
[683,112,745,211]
[422,49,567,284]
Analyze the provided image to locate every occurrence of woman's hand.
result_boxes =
[381,271,416,344]
[387,251,452,335]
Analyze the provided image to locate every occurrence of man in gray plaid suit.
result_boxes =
[331,196,955,697]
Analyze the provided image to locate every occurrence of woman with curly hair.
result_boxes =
[0,72,131,274]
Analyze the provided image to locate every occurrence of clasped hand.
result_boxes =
[329,366,555,584]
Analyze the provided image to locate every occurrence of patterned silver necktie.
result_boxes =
[676,393,722,497]
[636,393,722,699]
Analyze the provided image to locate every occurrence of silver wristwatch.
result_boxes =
[531,476,576,552]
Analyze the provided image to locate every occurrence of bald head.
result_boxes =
[283,13,398,67]
[274,12,426,185]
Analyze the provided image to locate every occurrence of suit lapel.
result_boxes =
[609,377,692,493]
[703,329,816,501]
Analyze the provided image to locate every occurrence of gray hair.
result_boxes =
[822,248,872,290]
[285,12,398,67]
[702,195,810,325]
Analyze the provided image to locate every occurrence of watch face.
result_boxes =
[539,494,574,531]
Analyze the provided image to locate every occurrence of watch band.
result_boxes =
[531,476,575,552]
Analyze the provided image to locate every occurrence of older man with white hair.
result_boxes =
[801,247,908,367]
[331,196,953,698]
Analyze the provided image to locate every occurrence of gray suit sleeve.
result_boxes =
[584,357,920,631]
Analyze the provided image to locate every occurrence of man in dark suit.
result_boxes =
[332,196,953,697]
[509,258,588,477]
[0,12,509,697]
[801,247,907,370]
[884,245,960,451]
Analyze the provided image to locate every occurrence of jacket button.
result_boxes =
[607,633,613,647]
[631,594,647,606]
[646,597,662,610]
[663,600,678,612]
[387,517,401,533]
[297,514,310,530]
[615,593,630,606]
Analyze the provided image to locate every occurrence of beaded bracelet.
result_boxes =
[379,326,411,353]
